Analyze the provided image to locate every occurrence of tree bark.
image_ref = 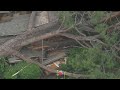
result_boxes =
[0,20,58,56]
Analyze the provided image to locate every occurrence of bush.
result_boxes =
[4,61,42,79]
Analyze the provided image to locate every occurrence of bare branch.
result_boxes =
[27,11,36,31]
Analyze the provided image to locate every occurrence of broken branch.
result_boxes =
[27,11,36,31]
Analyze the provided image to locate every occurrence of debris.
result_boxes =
[34,11,49,27]
[44,63,62,75]
[20,47,44,58]
[43,50,66,65]
[44,51,66,75]
[56,70,64,76]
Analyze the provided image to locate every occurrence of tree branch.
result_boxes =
[59,33,106,46]
[27,11,36,31]
[11,49,90,78]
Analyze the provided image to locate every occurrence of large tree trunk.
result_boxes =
[0,20,59,56]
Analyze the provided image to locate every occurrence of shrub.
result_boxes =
[4,61,42,79]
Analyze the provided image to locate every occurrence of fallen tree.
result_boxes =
[0,11,119,79]
[0,11,91,78]
[0,18,59,56]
